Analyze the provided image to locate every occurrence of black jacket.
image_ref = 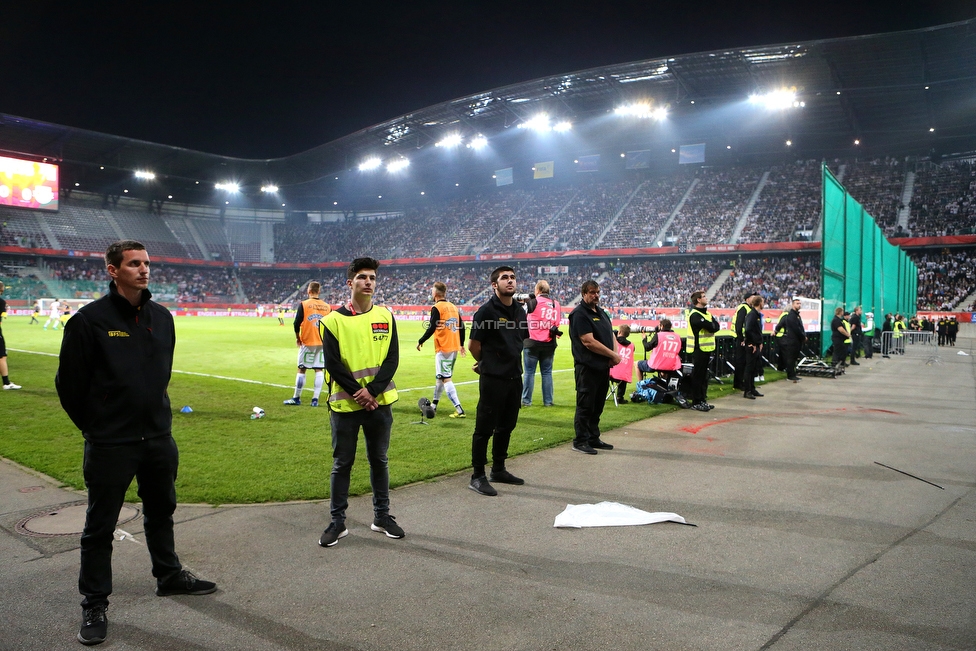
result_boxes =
[470,293,527,379]
[776,308,806,346]
[57,282,175,444]
[569,301,615,370]
[744,309,764,346]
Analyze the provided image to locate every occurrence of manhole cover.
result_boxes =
[16,503,140,537]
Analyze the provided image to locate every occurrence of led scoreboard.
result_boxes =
[0,155,59,211]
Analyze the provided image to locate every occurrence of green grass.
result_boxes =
[0,315,775,504]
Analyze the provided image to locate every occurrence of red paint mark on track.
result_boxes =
[680,406,901,435]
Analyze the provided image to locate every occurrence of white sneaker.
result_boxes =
[3,383,22,390]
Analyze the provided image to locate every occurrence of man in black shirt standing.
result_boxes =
[467,266,528,496]
[568,280,621,455]
[774,297,806,383]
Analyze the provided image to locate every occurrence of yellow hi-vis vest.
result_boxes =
[319,306,398,412]
[893,321,905,338]
[685,309,716,353]
[775,311,788,337]
[734,303,752,339]
[842,319,852,344]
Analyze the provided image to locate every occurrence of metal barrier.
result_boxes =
[880,330,940,364]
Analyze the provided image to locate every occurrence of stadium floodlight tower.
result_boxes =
[386,158,409,173]
[214,182,240,192]
[467,134,488,150]
[614,103,667,120]
[134,170,156,180]
[518,113,571,133]
[260,184,279,193]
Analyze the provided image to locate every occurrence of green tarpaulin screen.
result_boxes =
[820,165,918,355]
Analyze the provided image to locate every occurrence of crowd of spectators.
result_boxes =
[529,180,637,251]
[913,248,976,311]
[710,255,822,308]
[738,160,821,243]
[908,161,976,237]
[668,166,764,246]
[599,176,693,249]
[841,157,906,234]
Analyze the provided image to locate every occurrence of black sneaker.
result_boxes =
[489,469,525,485]
[371,514,405,539]
[77,604,107,645]
[319,521,348,547]
[693,402,711,411]
[468,475,498,496]
[591,440,614,450]
[572,443,598,455]
[155,569,217,596]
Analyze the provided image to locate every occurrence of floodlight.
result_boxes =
[553,121,572,132]
[854,139,860,145]
[387,158,409,173]
[468,135,488,150]
[261,185,279,193]
[518,113,551,132]
[134,170,156,180]
[435,133,463,148]
[358,157,382,171]
[748,89,799,110]
[167,195,173,199]
[651,107,667,120]
[786,140,793,146]
[615,104,651,118]
[215,182,239,192]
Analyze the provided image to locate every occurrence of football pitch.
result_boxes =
[0,315,747,504]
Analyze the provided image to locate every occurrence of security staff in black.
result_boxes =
[467,266,529,497]
[948,316,958,346]
[568,280,621,455]
[56,241,215,647]
[687,291,720,411]
[732,293,758,390]
[774,297,806,382]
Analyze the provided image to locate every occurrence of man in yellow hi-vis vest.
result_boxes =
[686,290,720,411]
[317,257,403,547]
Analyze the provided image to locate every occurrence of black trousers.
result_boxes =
[733,340,747,389]
[863,335,873,358]
[472,374,522,475]
[780,342,800,380]
[742,347,760,393]
[80,436,182,609]
[831,340,848,365]
[573,364,610,446]
[850,333,862,363]
[689,351,711,404]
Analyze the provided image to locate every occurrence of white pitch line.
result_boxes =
[11,348,573,394]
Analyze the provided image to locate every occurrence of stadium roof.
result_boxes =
[2,18,975,205]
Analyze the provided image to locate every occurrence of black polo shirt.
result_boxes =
[470,293,527,379]
[569,301,614,370]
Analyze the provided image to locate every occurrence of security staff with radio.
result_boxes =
[687,290,720,411]
[732,292,758,391]
[318,257,404,547]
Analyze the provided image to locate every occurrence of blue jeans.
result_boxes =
[522,347,554,406]
[329,405,392,523]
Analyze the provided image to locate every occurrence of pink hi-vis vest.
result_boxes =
[527,295,561,343]
[610,342,635,382]
[648,331,682,371]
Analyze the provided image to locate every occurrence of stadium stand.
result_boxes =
[0,206,53,248]
[737,160,821,244]
[666,166,764,246]
[528,180,637,252]
[710,255,823,308]
[913,248,976,311]
[908,160,976,237]
[599,175,693,249]
[840,157,906,235]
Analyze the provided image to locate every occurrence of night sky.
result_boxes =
[3,1,974,159]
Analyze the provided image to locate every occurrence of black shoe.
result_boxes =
[489,469,525,485]
[572,443,598,455]
[692,402,710,411]
[371,514,405,539]
[704,403,715,410]
[591,440,614,450]
[78,605,107,645]
[751,390,763,397]
[319,521,348,547]
[882,355,890,358]
[155,570,217,596]
[850,361,860,366]
[468,475,498,496]
[744,392,755,400]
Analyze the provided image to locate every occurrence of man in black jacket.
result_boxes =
[742,295,765,398]
[732,292,758,391]
[57,241,216,646]
[775,297,806,382]
[467,266,528,496]
[568,280,621,454]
